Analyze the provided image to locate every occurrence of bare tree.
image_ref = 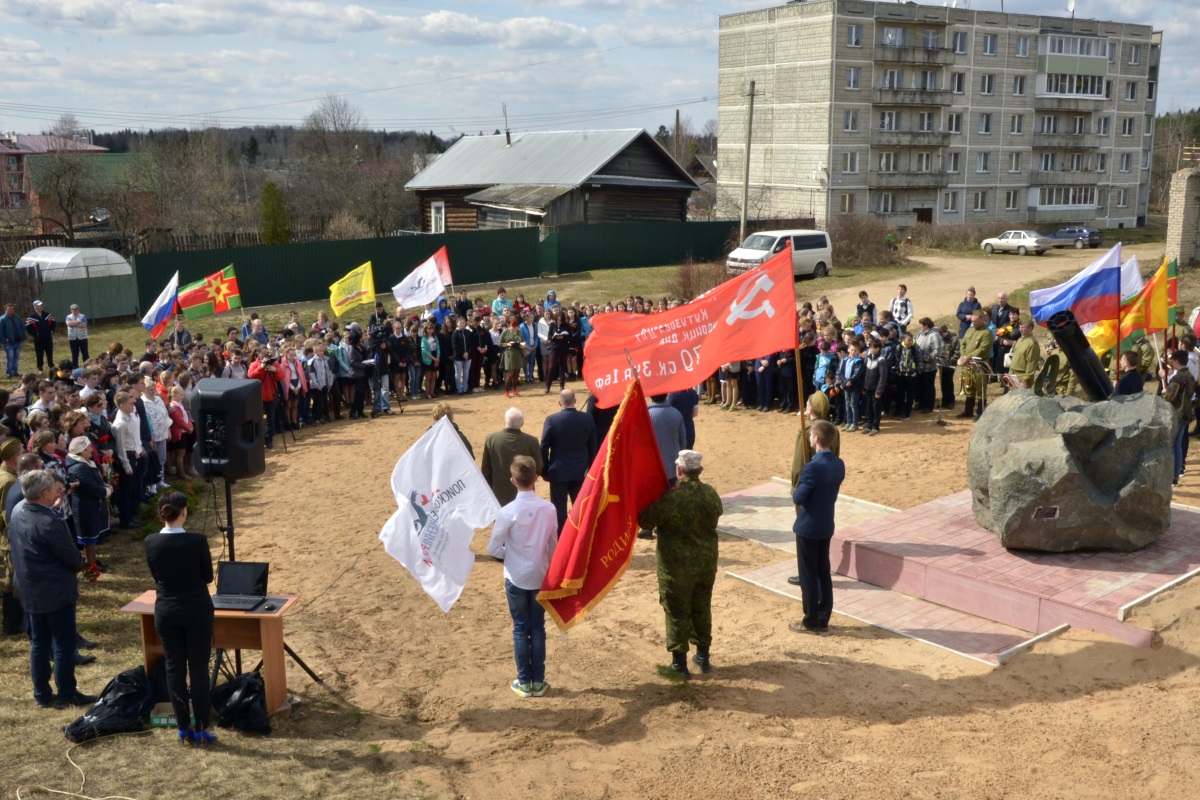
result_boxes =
[298,95,368,165]
[150,129,245,236]
[1150,111,1197,213]
[26,114,101,243]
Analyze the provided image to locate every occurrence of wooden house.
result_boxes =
[404,129,699,233]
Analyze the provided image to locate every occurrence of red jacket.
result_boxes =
[167,401,193,445]
[247,360,278,402]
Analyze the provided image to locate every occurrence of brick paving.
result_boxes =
[720,481,1200,663]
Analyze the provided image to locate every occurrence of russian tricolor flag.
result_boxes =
[1029,244,1123,327]
[142,271,179,339]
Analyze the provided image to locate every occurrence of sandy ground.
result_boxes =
[220,243,1200,799]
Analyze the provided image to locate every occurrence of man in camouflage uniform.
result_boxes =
[637,449,724,680]
[1007,320,1042,389]
[957,309,995,420]
[938,325,960,410]
[1042,343,1081,398]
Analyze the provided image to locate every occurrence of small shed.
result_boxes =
[14,247,138,320]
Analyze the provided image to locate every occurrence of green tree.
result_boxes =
[245,135,260,165]
[258,180,292,245]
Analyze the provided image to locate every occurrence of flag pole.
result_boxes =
[794,343,809,458]
[1150,332,1168,393]
[1115,299,1122,382]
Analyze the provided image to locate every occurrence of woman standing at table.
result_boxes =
[143,492,215,745]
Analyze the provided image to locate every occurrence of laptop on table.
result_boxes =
[212,561,269,612]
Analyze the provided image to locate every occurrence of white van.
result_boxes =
[725,229,833,279]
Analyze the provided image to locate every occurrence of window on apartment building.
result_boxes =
[1070,153,1084,171]
[948,113,963,134]
[1117,188,1128,207]
[876,192,896,213]
[1011,114,1024,134]
[879,111,900,131]
[977,152,991,173]
[1013,75,1025,97]
[1072,116,1086,135]
[883,69,904,89]
[840,193,856,213]
[973,191,988,212]
[1040,115,1059,134]
[946,152,960,173]
[1040,152,1057,171]
[1005,190,1020,211]
[981,74,995,95]
[1149,81,1157,102]
[1143,149,1151,169]
[1097,116,1111,136]
[943,191,958,212]
[950,73,965,94]
[844,110,859,131]
[982,34,998,55]
[847,24,862,47]
[952,32,969,54]
[1094,153,1107,172]
[1039,187,1097,207]
[843,152,859,173]
[1016,36,1030,57]
[918,111,935,132]
[1122,117,1134,136]
[1049,36,1066,54]
[923,30,939,50]
[919,70,938,91]
[878,152,897,173]
[846,68,861,90]
[1106,41,1115,63]
[1128,44,1141,65]
[979,113,992,134]
[882,27,905,47]
[1009,152,1021,173]
[1120,153,1132,172]
[1125,82,1138,101]
[1145,115,1154,136]
[916,152,933,172]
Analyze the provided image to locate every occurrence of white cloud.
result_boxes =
[384,11,592,49]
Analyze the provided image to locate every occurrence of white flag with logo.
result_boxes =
[392,252,447,310]
[379,416,500,611]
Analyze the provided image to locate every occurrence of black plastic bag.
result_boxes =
[64,664,158,743]
[211,671,271,735]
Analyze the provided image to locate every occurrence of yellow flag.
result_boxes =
[329,261,375,317]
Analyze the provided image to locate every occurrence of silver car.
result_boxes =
[980,230,1053,256]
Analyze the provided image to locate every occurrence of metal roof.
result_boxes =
[464,184,575,212]
[406,129,696,190]
[14,247,133,280]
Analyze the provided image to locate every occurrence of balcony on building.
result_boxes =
[1028,169,1099,186]
[872,88,953,106]
[1026,206,1099,224]
[869,130,951,147]
[1033,96,1105,112]
[867,170,950,189]
[1032,132,1100,149]
[873,44,955,66]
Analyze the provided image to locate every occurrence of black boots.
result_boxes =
[691,647,712,674]
[956,398,975,419]
[669,651,691,680]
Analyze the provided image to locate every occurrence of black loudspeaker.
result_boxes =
[191,378,266,481]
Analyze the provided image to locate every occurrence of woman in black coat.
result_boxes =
[66,436,110,573]
[344,328,370,419]
[144,492,215,746]
[544,310,571,393]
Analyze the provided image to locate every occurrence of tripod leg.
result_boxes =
[284,642,324,684]
[211,648,224,692]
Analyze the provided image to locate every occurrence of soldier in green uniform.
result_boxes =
[957,309,995,420]
[637,449,724,680]
[1040,343,1080,397]
[1007,320,1042,389]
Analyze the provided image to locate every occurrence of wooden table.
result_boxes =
[120,591,299,716]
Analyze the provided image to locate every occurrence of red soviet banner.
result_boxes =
[582,246,799,407]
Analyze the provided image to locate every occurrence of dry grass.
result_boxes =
[826,215,912,270]
[664,258,730,302]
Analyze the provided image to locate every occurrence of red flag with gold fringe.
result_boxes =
[538,380,668,631]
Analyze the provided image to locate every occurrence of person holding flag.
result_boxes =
[637,449,724,679]
[487,455,559,698]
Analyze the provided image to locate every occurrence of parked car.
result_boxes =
[980,230,1053,256]
[1045,225,1104,249]
[726,229,833,279]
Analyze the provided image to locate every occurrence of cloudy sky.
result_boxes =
[0,0,1192,139]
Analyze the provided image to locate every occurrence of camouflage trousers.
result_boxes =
[657,564,716,654]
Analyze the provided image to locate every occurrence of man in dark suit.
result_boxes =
[990,292,1018,331]
[1114,351,1145,396]
[787,420,846,634]
[481,407,543,506]
[540,389,597,531]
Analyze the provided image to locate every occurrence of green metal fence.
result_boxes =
[133,228,541,315]
[132,221,748,313]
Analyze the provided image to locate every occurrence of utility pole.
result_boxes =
[740,80,759,242]
[674,109,681,162]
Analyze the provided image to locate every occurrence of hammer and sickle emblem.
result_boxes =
[726,273,776,325]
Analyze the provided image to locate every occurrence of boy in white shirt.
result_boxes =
[487,455,558,698]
